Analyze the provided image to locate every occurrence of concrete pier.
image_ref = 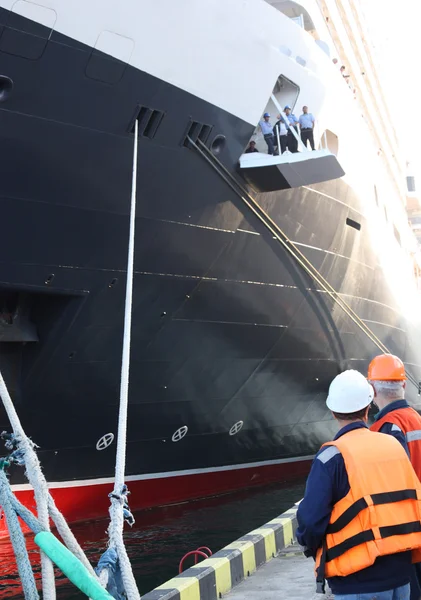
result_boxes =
[142,502,333,600]
[226,542,333,600]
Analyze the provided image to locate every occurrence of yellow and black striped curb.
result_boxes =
[142,504,298,600]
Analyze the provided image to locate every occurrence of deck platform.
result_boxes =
[226,542,333,600]
[142,502,333,600]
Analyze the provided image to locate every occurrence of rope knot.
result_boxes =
[108,485,135,527]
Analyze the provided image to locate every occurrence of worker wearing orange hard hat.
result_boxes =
[368,353,421,600]
[296,370,421,600]
[368,354,421,478]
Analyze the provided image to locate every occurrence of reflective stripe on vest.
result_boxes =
[370,407,421,479]
[327,489,419,535]
[314,428,421,580]
[407,430,421,443]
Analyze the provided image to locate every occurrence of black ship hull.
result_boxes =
[0,9,419,533]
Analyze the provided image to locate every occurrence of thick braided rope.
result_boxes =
[47,495,96,576]
[0,470,39,600]
[99,117,140,599]
[0,372,56,600]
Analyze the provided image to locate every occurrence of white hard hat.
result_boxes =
[326,370,374,413]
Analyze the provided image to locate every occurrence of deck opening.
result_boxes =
[183,121,213,147]
[129,106,164,138]
[142,109,164,139]
[346,218,361,231]
[198,124,213,144]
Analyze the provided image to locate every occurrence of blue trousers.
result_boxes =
[263,134,275,155]
[335,583,410,600]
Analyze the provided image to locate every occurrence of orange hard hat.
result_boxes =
[367,354,406,381]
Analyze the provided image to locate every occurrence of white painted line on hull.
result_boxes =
[142,216,235,234]
[302,186,365,218]
[138,272,401,317]
[173,318,288,328]
[313,289,400,314]
[292,241,373,270]
[138,271,298,289]
[236,229,260,235]
[362,319,405,332]
[11,454,314,492]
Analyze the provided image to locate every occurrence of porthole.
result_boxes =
[96,433,114,451]
[172,426,188,442]
[229,421,244,436]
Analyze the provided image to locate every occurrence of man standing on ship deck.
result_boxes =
[368,353,421,600]
[299,106,315,150]
[258,113,275,155]
[296,369,421,600]
[273,115,288,154]
[284,105,299,153]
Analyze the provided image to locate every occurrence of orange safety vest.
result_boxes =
[315,428,421,581]
[370,406,421,481]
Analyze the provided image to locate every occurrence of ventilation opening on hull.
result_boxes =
[128,106,165,139]
[346,217,361,231]
[183,121,213,147]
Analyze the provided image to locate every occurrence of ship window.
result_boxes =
[279,46,292,57]
[296,56,307,67]
[346,218,361,231]
[86,31,134,84]
[384,206,388,222]
[0,1,56,60]
[394,225,401,246]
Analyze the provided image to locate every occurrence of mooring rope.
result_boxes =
[0,105,142,600]
[0,372,56,599]
[0,372,98,598]
[0,469,39,599]
[97,118,140,599]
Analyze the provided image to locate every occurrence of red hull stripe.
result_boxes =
[1,457,312,538]
[11,455,314,491]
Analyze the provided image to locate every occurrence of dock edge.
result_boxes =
[141,503,299,600]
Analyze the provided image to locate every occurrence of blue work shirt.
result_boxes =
[285,113,299,126]
[259,120,274,136]
[299,113,315,128]
[296,421,412,595]
[372,399,410,456]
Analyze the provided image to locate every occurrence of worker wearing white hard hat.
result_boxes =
[296,370,421,600]
[326,369,374,413]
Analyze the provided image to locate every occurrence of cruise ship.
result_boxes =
[0,0,420,533]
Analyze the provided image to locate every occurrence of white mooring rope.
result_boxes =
[0,117,141,600]
[0,372,56,599]
[0,470,39,599]
[98,117,141,599]
[0,370,99,596]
